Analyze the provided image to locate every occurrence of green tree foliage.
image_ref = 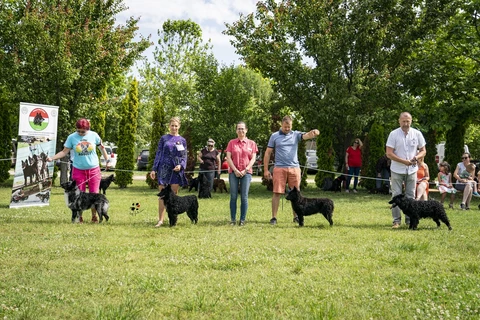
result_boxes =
[116,79,139,188]
[193,65,274,152]
[0,0,149,146]
[225,0,459,169]
[315,127,335,189]
[146,98,167,189]
[361,123,385,191]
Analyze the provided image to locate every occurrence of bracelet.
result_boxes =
[106,159,111,163]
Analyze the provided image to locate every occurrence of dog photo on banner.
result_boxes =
[10,103,58,209]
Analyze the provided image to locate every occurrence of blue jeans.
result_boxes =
[391,171,415,224]
[346,167,361,190]
[229,173,252,222]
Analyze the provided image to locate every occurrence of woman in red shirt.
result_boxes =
[345,138,363,193]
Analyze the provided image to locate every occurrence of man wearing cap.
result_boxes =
[197,138,221,192]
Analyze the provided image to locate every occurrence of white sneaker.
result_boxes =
[345,189,349,193]
[353,189,358,193]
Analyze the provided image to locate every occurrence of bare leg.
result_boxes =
[271,193,281,219]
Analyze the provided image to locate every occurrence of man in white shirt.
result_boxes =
[386,112,426,228]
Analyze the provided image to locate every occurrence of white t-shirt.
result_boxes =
[386,127,426,175]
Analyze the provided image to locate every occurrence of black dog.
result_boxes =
[213,178,228,193]
[332,174,347,192]
[285,186,334,227]
[198,174,211,199]
[158,184,198,226]
[100,174,115,195]
[188,177,198,192]
[388,194,452,230]
[61,180,110,223]
[36,192,50,203]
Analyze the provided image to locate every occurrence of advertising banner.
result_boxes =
[10,102,59,208]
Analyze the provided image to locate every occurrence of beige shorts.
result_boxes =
[272,167,301,194]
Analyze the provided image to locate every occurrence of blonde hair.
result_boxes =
[169,117,181,125]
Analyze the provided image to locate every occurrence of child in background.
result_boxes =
[465,163,480,197]
[437,161,456,209]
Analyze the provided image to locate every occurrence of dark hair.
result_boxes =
[76,118,90,130]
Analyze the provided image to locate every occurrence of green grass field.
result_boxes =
[1,176,479,319]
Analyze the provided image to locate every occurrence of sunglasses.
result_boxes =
[77,130,86,134]
[462,157,469,160]
[354,142,359,144]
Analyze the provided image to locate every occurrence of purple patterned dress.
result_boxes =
[152,134,188,186]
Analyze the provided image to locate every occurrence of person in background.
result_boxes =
[386,112,426,228]
[437,161,456,209]
[197,138,221,192]
[47,118,110,223]
[345,138,363,193]
[226,121,258,226]
[465,163,480,197]
[150,117,188,227]
[415,155,429,200]
[375,154,391,193]
[453,153,474,210]
[263,115,320,225]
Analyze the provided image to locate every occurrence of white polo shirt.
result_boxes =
[386,127,426,175]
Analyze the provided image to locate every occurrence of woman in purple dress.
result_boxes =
[150,117,188,227]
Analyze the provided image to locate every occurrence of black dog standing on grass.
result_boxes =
[157,184,199,226]
[61,180,110,223]
[100,174,115,195]
[388,194,452,230]
[285,186,334,227]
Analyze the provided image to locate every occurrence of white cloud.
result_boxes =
[117,0,257,65]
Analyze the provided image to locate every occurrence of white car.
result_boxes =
[306,149,318,173]
[100,145,117,170]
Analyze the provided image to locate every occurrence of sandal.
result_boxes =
[154,221,163,228]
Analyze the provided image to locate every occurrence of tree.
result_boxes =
[115,79,139,188]
[361,122,385,191]
[0,0,150,168]
[146,98,167,189]
[225,0,458,171]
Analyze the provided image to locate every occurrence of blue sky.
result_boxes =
[116,0,258,68]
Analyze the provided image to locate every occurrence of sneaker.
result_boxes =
[473,192,480,197]
[345,189,350,193]
[293,216,299,223]
[460,203,466,210]
[392,223,400,229]
[466,206,470,210]
[270,217,277,225]
[448,203,454,209]
[239,221,245,226]
[230,221,236,226]
[353,189,358,193]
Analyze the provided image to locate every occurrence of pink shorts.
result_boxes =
[72,166,101,193]
[272,167,301,194]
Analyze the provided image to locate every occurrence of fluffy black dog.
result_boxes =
[388,194,452,230]
[285,186,334,227]
[198,174,212,199]
[100,174,115,195]
[213,178,228,193]
[61,180,110,223]
[188,177,198,192]
[158,184,198,226]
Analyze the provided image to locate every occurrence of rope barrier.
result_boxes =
[6,157,474,186]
